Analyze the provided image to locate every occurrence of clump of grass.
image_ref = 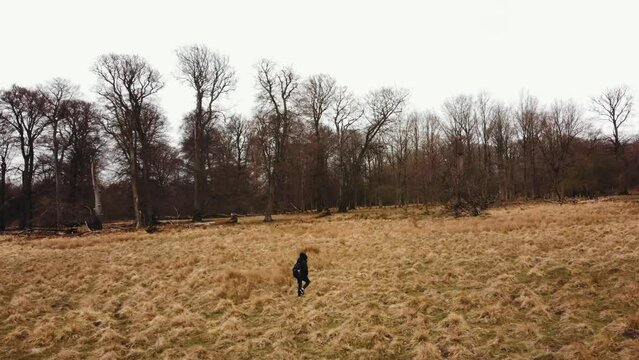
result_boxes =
[623,315,639,339]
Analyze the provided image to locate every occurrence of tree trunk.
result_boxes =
[192,93,205,222]
[91,158,103,218]
[337,153,348,212]
[20,150,35,230]
[348,170,358,211]
[522,146,528,199]
[193,122,203,221]
[129,142,143,229]
[53,124,62,227]
[337,168,348,212]
[22,172,32,229]
[455,139,464,205]
[141,148,155,226]
[337,186,347,212]
[264,170,275,222]
[0,158,5,231]
[22,172,31,229]
[313,128,328,211]
[86,158,104,231]
[456,155,463,204]
[531,147,537,199]
[498,165,506,202]
[555,182,564,202]
[620,152,629,195]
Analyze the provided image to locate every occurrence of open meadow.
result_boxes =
[2,198,639,359]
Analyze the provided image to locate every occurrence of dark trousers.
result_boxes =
[296,276,310,296]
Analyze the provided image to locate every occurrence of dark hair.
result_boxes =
[299,252,307,260]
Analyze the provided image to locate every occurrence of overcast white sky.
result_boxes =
[1,0,638,139]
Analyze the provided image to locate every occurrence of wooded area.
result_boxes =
[0,46,637,229]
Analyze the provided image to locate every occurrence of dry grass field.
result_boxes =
[2,198,639,359]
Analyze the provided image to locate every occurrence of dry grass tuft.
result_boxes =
[1,197,639,358]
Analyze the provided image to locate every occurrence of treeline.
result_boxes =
[0,45,637,229]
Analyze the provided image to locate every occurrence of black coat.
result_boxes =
[293,257,308,279]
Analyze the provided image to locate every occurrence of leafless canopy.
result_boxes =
[94,54,164,120]
[591,86,633,153]
[176,45,236,120]
[443,95,476,149]
[362,87,409,159]
[298,74,336,128]
[256,59,299,119]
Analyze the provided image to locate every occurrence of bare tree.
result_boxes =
[90,156,103,223]
[0,86,48,229]
[444,95,476,158]
[515,92,541,198]
[330,86,363,212]
[402,111,444,206]
[540,101,583,200]
[406,112,423,204]
[41,78,78,226]
[421,111,443,203]
[475,92,493,199]
[139,104,169,224]
[346,87,408,209]
[223,114,247,166]
[254,59,299,221]
[225,114,250,180]
[443,95,476,204]
[389,115,411,205]
[62,99,104,221]
[592,86,634,158]
[94,54,164,229]
[0,113,13,230]
[591,86,633,193]
[176,45,236,221]
[490,103,514,201]
[297,74,336,211]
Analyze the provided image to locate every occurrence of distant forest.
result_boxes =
[1,45,637,229]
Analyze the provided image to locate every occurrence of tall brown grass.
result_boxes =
[1,198,639,359]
